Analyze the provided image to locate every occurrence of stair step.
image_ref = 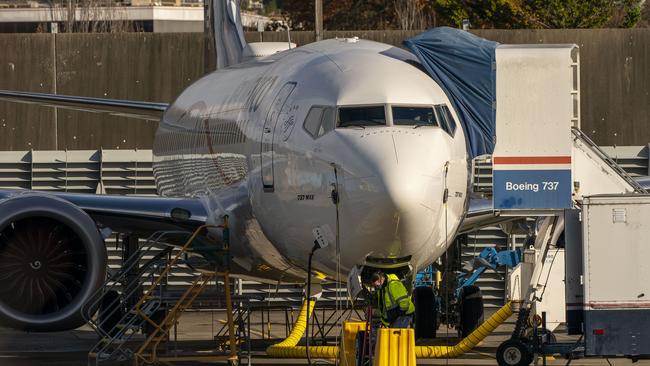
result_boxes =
[99,337,126,345]
[116,323,140,330]
[89,351,116,361]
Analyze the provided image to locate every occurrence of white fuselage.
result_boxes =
[152,39,469,282]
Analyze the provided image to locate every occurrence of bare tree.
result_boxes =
[393,0,435,30]
[52,0,138,33]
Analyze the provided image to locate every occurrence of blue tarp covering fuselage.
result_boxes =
[404,27,498,158]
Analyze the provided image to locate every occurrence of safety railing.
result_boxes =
[572,127,647,193]
[86,221,238,365]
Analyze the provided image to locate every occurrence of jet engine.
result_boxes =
[0,194,106,331]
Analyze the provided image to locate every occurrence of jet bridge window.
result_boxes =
[337,106,386,128]
[392,106,437,127]
[304,106,335,139]
[435,104,457,137]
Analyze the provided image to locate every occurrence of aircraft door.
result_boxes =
[261,82,296,191]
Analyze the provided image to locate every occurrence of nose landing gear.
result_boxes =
[497,339,533,366]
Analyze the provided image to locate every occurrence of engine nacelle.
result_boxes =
[0,194,106,331]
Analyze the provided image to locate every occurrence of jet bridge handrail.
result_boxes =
[572,127,647,193]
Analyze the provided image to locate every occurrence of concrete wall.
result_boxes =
[153,19,203,33]
[0,32,203,150]
[0,34,56,150]
[0,29,649,150]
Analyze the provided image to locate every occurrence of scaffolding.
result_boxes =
[85,221,240,365]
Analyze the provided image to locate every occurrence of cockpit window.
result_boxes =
[304,107,324,138]
[435,105,457,136]
[304,106,336,139]
[392,106,437,126]
[338,106,386,128]
[320,107,335,135]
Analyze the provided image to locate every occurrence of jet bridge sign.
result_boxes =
[492,156,572,210]
[491,44,578,211]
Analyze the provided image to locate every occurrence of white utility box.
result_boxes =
[579,194,650,356]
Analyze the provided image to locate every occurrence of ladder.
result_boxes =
[134,271,223,365]
[85,231,179,364]
[86,221,238,365]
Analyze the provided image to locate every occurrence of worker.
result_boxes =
[370,270,415,328]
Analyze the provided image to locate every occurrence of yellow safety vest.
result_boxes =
[378,273,415,326]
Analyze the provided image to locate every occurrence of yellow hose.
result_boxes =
[266,300,513,359]
[415,301,513,358]
[266,299,340,358]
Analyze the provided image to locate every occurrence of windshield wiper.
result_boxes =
[413,123,430,129]
[340,123,366,129]
[361,120,385,125]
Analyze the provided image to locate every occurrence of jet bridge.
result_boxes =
[491,44,644,215]
[485,43,649,365]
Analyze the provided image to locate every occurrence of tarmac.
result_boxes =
[0,310,647,365]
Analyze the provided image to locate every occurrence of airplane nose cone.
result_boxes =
[382,133,445,252]
[339,130,450,260]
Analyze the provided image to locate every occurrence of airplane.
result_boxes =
[0,0,498,332]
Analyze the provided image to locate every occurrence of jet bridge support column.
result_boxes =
[489,45,578,366]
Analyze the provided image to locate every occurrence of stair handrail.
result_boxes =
[86,225,223,364]
[82,230,193,332]
[129,224,223,317]
[572,127,647,193]
[134,272,217,364]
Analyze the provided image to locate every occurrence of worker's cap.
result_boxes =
[367,270,384,284]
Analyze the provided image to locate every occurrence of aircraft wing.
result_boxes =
[0,189,208,239]
[0,90,168,122]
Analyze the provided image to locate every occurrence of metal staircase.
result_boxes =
[572,127,647,193]
[84,231,177,364]
[85,221,237,365]
[134,271,224,365]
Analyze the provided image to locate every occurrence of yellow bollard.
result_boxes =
[373,328,417,366]
[340,321,366,366]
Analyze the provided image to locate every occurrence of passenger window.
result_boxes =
[392,106,437,126]
[435,105,457,136]
[338,106,386,127]
[303,107,324,138]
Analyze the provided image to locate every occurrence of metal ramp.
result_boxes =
[572,127,647,195]
[85,222,238,366]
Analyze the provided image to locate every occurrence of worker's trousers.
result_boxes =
[390,315,412,328]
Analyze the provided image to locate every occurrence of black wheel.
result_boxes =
[98,290,123,337]
[459,285,484,337]
[497,339,533,366]
[414,286,437,339]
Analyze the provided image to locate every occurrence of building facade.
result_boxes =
[0,0,269,33]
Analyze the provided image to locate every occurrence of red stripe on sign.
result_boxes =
[566,302,650,309]
[493,156,572,164]
[590,302,650,309]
